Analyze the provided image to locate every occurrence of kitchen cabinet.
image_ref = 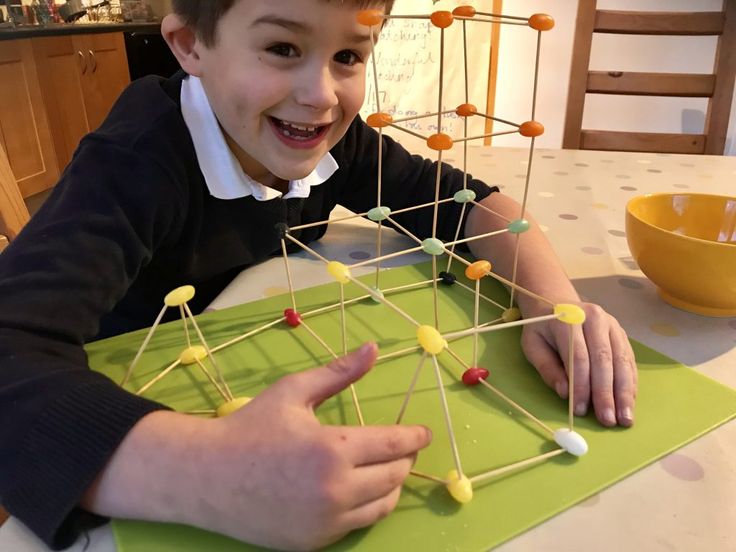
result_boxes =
[0,38,59,199]
[32,32,130,171]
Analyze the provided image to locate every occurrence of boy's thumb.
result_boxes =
[296,342,377,409]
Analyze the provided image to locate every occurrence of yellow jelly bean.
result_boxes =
[417,325,445,354]
[179,345,207,365]
[164,285,195,307]
[554,304,586,325]
[215,397,252,418]
[465,260,491,281]
[327,261,351,284]
[446,469,473,503]
[502,307,521,323]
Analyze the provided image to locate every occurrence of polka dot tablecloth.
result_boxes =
[1,148,734,552]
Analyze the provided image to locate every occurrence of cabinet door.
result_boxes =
[0,38,59,198]
[32,35,90,172]
[76,33,131,132]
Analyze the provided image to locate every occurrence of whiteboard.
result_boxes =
[361,0,495,153]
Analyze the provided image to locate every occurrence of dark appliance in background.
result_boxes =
[123,30,180,80]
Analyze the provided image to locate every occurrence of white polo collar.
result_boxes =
[180,75,338,201]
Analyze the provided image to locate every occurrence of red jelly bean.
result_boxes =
[284,308,302,327]
[462,367,489,386]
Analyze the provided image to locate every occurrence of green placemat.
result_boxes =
[86,263,736,551]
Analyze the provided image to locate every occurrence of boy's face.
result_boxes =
[192,0,380,186]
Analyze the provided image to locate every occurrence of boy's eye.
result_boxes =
[334,50,362,66]
[267,43,299,58]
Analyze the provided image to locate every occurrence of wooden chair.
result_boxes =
[0,143,30,245]
[563,0,736,154]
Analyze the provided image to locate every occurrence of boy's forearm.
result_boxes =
[466,193,580,314]
[80,410,206,527]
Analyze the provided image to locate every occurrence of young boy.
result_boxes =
[0,0,637,550]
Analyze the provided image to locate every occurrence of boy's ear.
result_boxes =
[161,13,204,77]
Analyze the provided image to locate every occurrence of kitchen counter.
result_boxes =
[0,21,160,40]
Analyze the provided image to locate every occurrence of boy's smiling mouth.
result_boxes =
[268,116,332,148]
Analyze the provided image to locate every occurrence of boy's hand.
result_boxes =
[193,342,432,550]
[83,343,432,552]
[520,303,637,427]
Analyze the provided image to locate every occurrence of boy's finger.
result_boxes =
[611,326,637,427]
[333,424,432,466]
[346,455,415,508]
[555,322,590,417]
[339,484,403,531]
[281,343,377,408]
[584,325,616,427]
[522,329,569,399]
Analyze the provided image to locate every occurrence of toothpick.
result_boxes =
[477,378,555,437]
[136,358,181,395]
[469,449,565,485]
[122,303,167,386]
[431,354,464,478]
[183,303,233,401]
[396,352,428,424]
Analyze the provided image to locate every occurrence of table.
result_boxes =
[2,146,734,551]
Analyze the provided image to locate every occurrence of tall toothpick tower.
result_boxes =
[124,5,589,504]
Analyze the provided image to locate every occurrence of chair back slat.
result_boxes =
[580,130,705,154]
[594,10,725,35]
[586,72,716,97]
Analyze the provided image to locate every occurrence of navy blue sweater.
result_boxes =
[0,71,494,549]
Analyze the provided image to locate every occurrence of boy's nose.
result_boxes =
[295,66,339,111]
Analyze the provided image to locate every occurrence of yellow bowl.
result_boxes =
[625,193,736,317]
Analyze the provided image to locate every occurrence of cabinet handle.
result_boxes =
[88,50,97,73]
[77,50,87,74]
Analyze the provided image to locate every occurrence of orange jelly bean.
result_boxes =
[528,13,555,31]
[366,112,393,128]
[465,260,491,280]
[430,10,454,28]
[356,9,384,27]
[519,121,545,138]
[455,103,477,117]
[427,133,453,151]
[452,5,476,18]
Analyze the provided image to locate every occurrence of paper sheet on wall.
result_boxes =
[360,0,493,153]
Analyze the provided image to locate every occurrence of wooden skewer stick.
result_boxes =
[300,319,338,359]
[469,199,513,224]
[432,255,440,328]
[477,378,555,436]
[284,234,331,264]
[473,279,480,367]
[183,303,234,401]
[280,238,298,311]
[121,303,167,386]
[453,280,507,311]
[445,202,467,273]
[396,352,428,424]
[390,109,456,125]
[387,123,429,142]
[410,469,448,485]
[384,216,424,247]
[475,112,521,127]
[182,409,217,416]
[445,227,509,248]
[431,354,465,478]
[568,327,575,431]
[349,244,425,269]
[211,317,284,353]
[475,11,529,21]
[345,273,422,328]
[194,357,230,402]
[136,359,181,396]
[377,344,422,362]
[453,129,519,143]
[469,449,565,485]
[444,313,560,340]
[180,304,192,348]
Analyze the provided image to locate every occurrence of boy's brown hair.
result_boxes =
[172,0,395,47]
